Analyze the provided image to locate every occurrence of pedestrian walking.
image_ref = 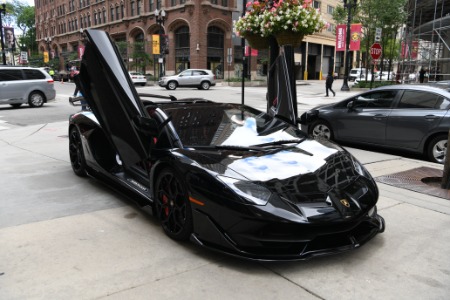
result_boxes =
[325,72,335,97]
[419,68,426,83]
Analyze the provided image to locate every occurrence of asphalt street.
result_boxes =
[0,80,449,299]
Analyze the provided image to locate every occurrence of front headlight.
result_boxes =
[218,175,272,206]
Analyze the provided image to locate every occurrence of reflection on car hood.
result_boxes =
[177,137,374,221]
[178,138,348,183]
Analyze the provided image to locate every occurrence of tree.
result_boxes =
[130,41,152,74]
[332,0,408,72]
[3,1,37,55]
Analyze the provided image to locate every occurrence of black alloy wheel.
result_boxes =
[155,168,193,241]
[69,126,87,176]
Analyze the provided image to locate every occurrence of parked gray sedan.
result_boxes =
[300,85,450,163]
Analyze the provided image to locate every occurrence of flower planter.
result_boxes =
[275,33,304,47]
[245,34,270,50]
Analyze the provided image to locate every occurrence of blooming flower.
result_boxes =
[234,0,327,38]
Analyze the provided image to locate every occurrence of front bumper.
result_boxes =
[191,209,385,261]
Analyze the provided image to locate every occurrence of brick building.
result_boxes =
[35,0,340,80]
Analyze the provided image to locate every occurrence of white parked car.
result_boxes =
[129,72,147,86]
[158,69,216,90]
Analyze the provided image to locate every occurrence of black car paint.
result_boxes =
[69,29,384,260]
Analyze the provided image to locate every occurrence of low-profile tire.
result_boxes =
[427,134,447,164]
[28,91,45,107]
[10,104,22,108]
[69,126,88,177]
[167,81,177,90]
[310,119,334,140]
[200,81,211,90]
[154,167,193,241]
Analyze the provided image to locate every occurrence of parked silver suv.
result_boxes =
[158,69,216,90]
[0,66,56,108]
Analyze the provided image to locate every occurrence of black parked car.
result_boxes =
[300,85,450,164]
[69,29,384,261]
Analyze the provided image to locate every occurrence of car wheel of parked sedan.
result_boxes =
[28,91,45,107]
[167,81,178,90]
[69,126,88,177]
[310,120,334,140]
[155,168,193,241]
[427,135,447,164]
[200,81,211,90]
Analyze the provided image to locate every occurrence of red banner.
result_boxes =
[245,46,258,57]
[335,24,346,51]
[349,24,362,51]
[411,41,418,59]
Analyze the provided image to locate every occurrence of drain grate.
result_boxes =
[375,166,450,200]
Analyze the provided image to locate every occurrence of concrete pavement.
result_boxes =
[1,87,450,299]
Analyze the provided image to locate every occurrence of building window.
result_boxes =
[327,5,334,14]
[116,6,120,20]
[103,9,107,23]
[156,0,161,9]
[171,0,176,6]
[131,1,135,16]
[94,12,97,25]
[180,0,185,3]
[121,4,124,18]
[110,7,114,21]
[137,0,141,14]
[222,0,227,6]
[175,26,190,72]
[149,0,154,11]
[313,1,320,9]
[211,0,217,4]
[207,26,224,79]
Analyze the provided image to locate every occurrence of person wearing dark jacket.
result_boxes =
[325,73,335,97]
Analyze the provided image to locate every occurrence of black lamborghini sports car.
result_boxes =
[69,29,385,261]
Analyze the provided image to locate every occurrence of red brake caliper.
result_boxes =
[162,194,169,217]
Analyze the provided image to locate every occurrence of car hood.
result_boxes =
[176,138,377,221]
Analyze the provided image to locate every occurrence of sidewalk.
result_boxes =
[0,111,449,299]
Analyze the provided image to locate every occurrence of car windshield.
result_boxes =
[161,103,306,147]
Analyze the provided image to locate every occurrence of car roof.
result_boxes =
[372,84,450,95]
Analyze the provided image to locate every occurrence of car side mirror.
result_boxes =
[298,109,319,125]
[347,101,354,110]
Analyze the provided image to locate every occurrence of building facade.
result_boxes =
[35,0,341,80]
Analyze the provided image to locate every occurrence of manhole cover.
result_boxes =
[375,167,450,200]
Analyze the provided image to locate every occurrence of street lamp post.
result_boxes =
[341,0,358,91]
[0,3,7,65]
[155,8,166,79]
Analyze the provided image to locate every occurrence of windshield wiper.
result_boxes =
[253,138,313,156]
[252,139,305,147]
[189,145,265,151]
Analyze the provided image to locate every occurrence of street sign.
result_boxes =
[375,28,382,42]
[370,42,382,60]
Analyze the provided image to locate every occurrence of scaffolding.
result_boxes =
[398,0,450,82]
